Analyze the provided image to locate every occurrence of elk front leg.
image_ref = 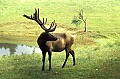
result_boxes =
[62,49,70,68]
[42,52,46,71]
[48,51,52,71]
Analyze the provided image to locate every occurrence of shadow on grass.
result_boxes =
[0,65,81,79]
[96,57,120,79]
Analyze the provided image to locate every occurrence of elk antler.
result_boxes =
[23,8,57,32]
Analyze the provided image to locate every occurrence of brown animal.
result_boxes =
[23,8,75,71]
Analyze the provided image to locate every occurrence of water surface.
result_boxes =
[0,43,41,56]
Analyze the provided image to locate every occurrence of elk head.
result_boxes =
[23,8,57,41]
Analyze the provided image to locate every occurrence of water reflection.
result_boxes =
[0,43,41,56]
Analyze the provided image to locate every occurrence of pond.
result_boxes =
[0,43,41,56]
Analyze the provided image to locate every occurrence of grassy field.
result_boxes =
[0,0,120,79]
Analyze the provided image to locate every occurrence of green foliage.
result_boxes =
[71,16,82,26]
[71,9,84,26]
[72,9,87,31]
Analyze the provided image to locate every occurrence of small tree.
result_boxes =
[72,9,87,32]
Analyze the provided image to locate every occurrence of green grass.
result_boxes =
[0,0,120,79]
[0,43,119,79]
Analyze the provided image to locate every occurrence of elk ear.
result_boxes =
[43,32,49,36]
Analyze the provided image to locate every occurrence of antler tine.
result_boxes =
[48,23,57,32]
[35,8,49,31]
[50,20,55,28]
[23,14,34,20]
[33,8,39,20]
[43,18,47,24]
[23,8,37,20]
[31,15,32,18]
[45,18,47,24]
[36,8,42,24]
[40,18,49,31]
[34,8,48,31]
[47,20,57,32]
[47,22,54,31]
[37,8,39,20]
[43,18,44,24]
[39,18,47,31]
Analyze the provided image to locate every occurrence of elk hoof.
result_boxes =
[73,64,75,66]
[61,65,65,68]
[49,68,51,71]
[41,68,45,71]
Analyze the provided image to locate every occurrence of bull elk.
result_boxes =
[23,8,75,71]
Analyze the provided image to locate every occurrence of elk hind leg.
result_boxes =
[62,49,70,68]
[69,49,75,66]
